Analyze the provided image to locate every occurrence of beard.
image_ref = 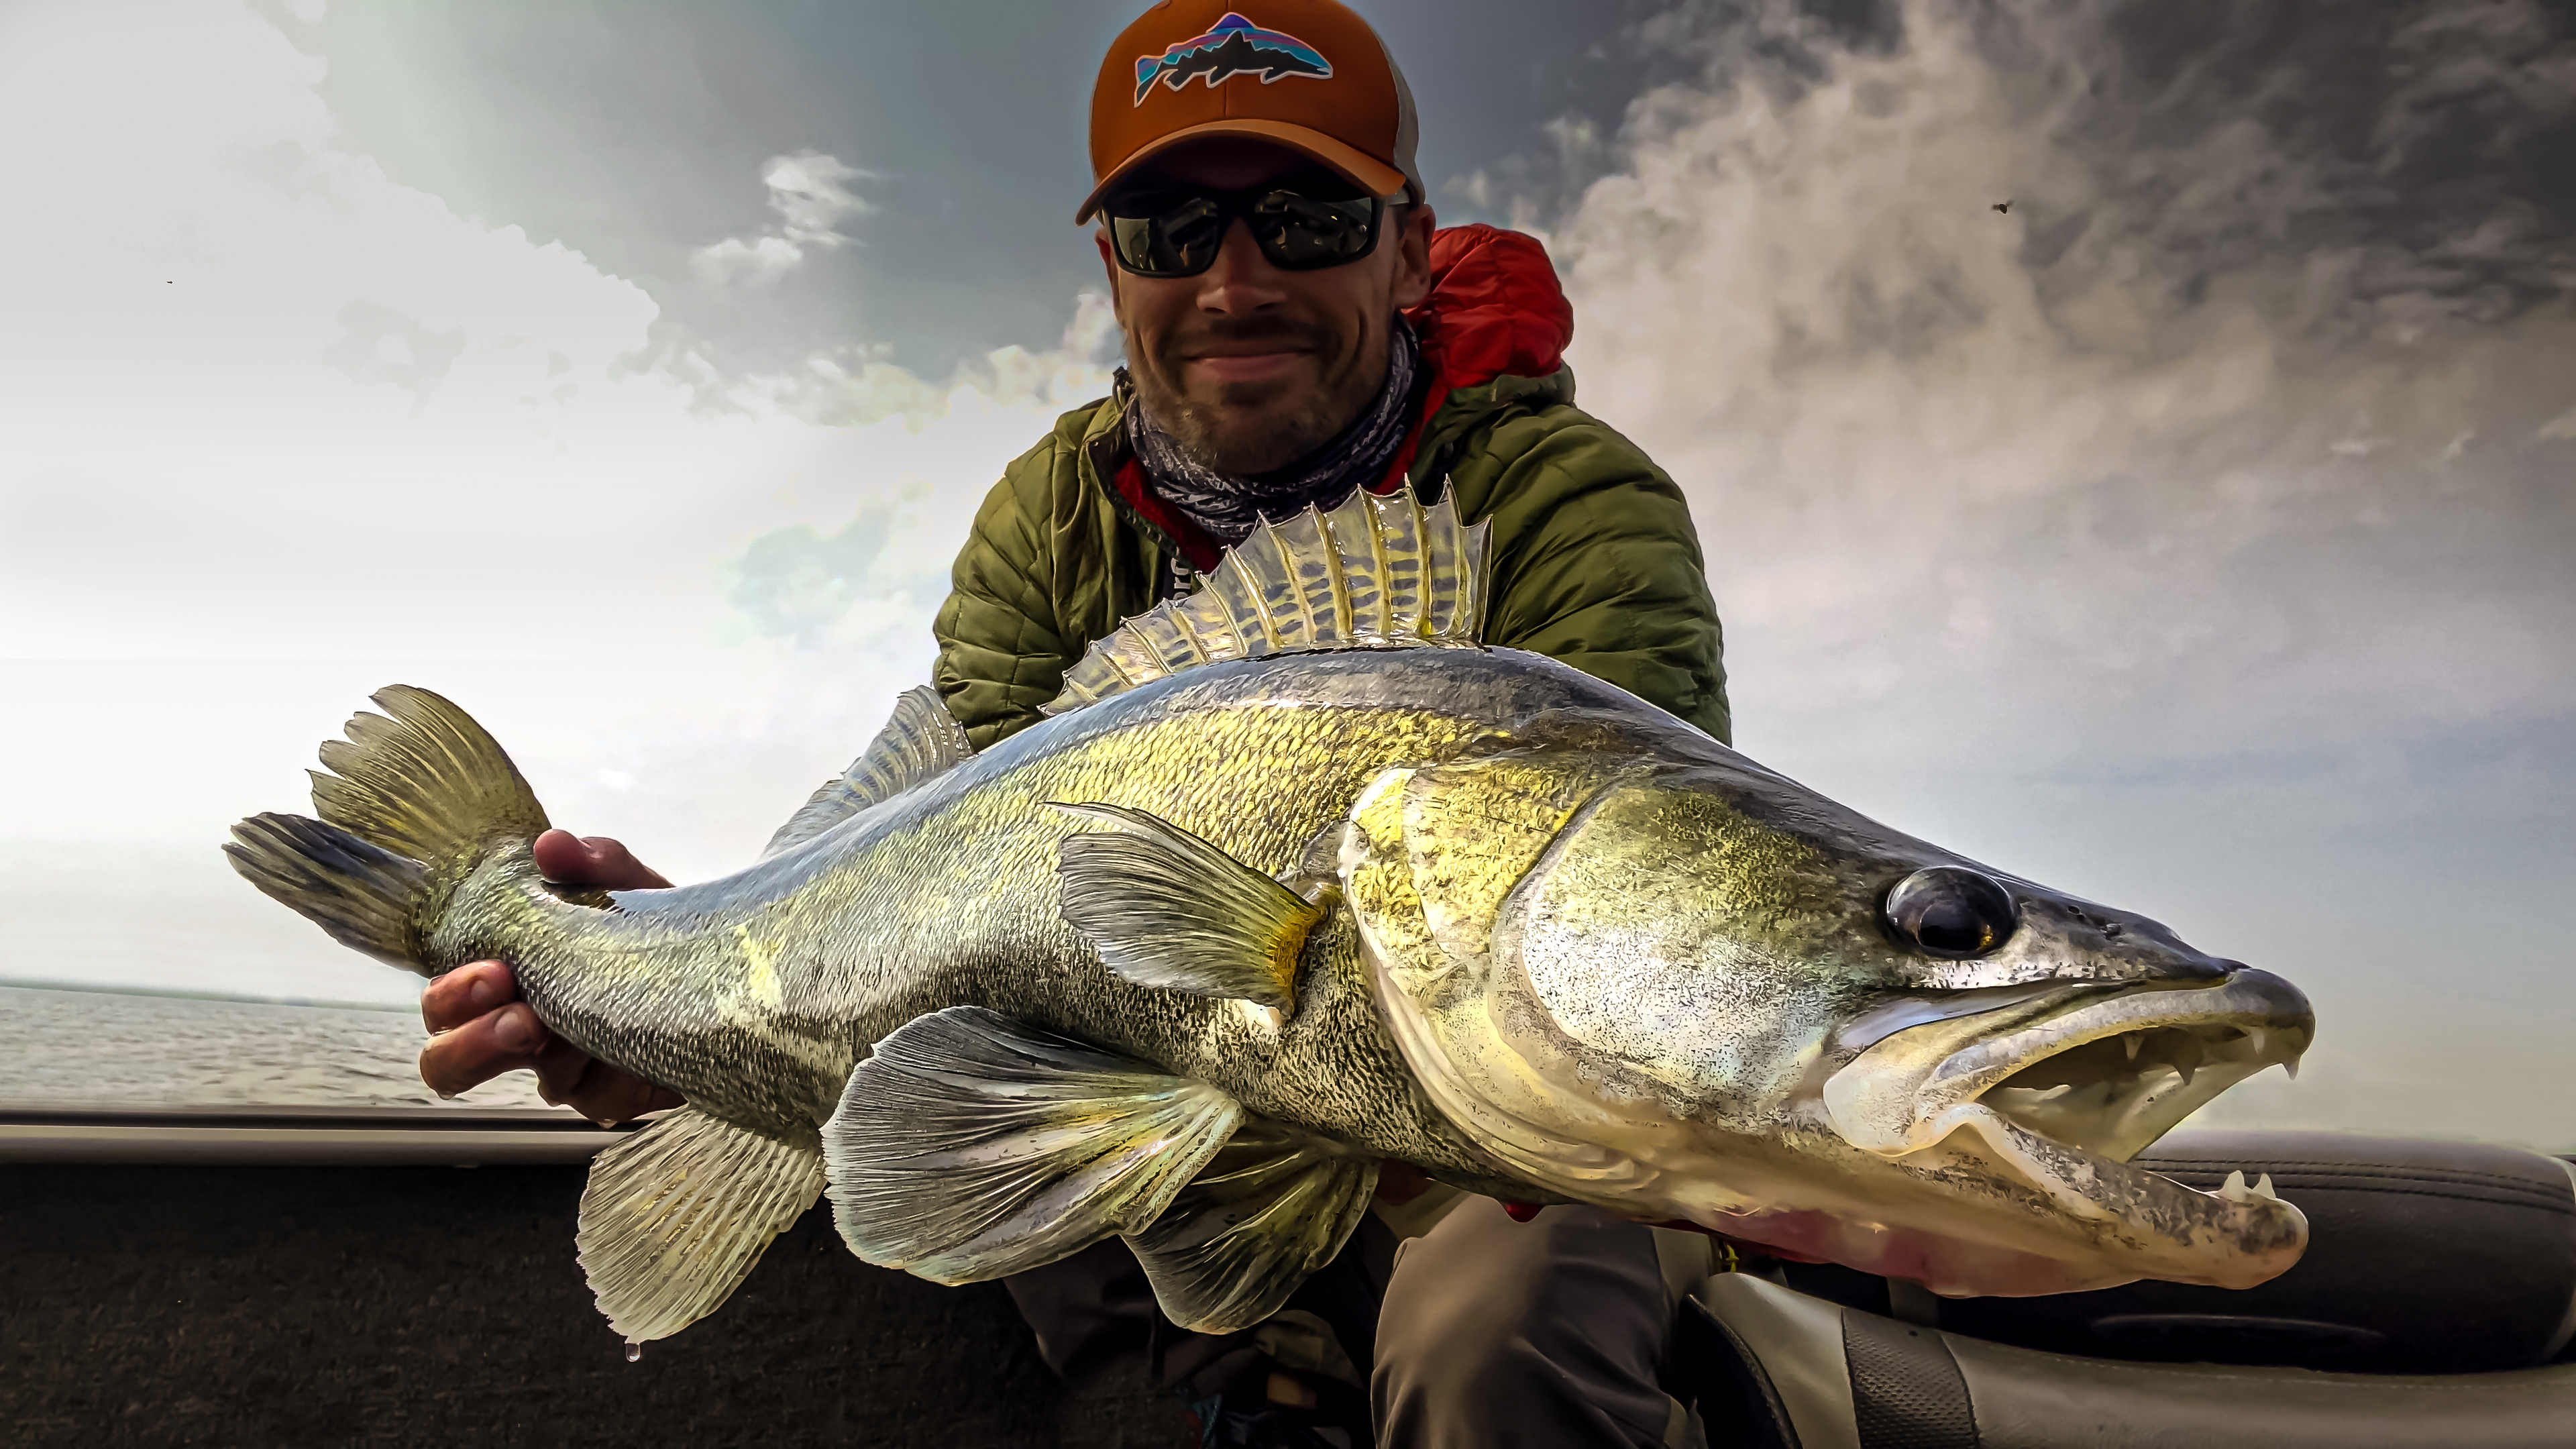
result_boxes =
[1127,313,1387,476]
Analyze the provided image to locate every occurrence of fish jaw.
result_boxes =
[1794,968,2313,1293]
[1678,1096,2308,1297]
[1821,969,2313,1163]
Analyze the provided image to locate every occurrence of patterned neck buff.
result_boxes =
[1122,316,1422,553]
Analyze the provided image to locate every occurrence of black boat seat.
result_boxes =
[1682,1274,2576,1449]
[1676,1130,2576,1447]
[1931,1130,2575,1373]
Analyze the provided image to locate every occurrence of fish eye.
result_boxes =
[1884,866,2019,959]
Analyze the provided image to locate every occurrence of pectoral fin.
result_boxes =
[823,1006,1243,1284]
[1051,802,1325,1011]
[1126,1120,1381,1334]
[576,1106,826,1346]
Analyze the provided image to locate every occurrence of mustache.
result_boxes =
[1163,316,1332,357]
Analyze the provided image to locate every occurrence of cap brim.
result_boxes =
[1075,119,1411,223]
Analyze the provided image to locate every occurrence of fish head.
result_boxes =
[1342,741,2314,1297]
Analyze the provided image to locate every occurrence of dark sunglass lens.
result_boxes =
[1112,197,1224,275]
[1250,194,1379,268]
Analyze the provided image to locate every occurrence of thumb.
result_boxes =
[533,828,672,891]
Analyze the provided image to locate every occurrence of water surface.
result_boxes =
[0,983,549,1110]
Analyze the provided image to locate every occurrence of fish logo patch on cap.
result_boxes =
[1134,13,1332,105]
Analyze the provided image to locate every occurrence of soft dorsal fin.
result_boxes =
[1042,489,1490,716]
[763,685,973,858]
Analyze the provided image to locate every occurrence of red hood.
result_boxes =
[1405,222,1575,396]
[1113,223,1573,572]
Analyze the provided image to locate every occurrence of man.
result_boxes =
[421,3,1729,1444]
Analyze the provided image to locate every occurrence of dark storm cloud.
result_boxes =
[1532,0,2576,747]
[270,0,1712,382]
[1507,0,2575,1140]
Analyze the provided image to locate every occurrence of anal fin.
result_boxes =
[1126,1119,1380,1335]
[1051,802,1324,1012]
[576,1106,826,1346]
[824,1007,1243,1284]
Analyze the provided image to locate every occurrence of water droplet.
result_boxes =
[625,1342,642,1362]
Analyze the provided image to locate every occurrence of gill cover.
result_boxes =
[1341,758,1889,1216]
[1338,754,1691,1202]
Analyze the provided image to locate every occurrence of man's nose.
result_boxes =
[1194,218,1289,314]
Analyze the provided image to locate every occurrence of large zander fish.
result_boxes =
[227,490,2314,1349]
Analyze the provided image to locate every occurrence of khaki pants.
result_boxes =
[1006,1195,1705,1448]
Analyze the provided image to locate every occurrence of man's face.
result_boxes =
[1099,140,1436,476]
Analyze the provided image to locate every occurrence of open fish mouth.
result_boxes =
[1816,969,2315,1291]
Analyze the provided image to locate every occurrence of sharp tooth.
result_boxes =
[2284,1058,2300,1081]
[2218,1169,2251,1203]
[2253,1173,2277,1201]
[2123,1034,2141,1061]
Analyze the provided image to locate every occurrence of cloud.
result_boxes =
[0,1,1117,1007]
[713,291,1120,649]
[690,149,875,286]
[762,150,872,246]
[1520,0,2576,1142]
[718,504,897,648]
[317,299,465,406]
[1539,0,2576,765]
[690,233,806,286]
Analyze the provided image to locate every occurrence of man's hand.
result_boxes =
[417,829,685,1124]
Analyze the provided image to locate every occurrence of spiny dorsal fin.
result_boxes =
[1042,489,1489,716]
[762,685,974,858]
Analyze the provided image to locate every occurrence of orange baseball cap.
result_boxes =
[1076,1,1424,223]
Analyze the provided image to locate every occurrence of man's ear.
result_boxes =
[1388,204,1436,312]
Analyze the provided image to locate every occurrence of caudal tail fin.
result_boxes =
[224,685,550,975]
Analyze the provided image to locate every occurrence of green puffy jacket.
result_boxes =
[932,225,1729,749]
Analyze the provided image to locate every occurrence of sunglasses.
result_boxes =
[1105,180,1394,278]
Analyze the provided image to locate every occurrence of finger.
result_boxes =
[529,1032,597,1106]
[564,1068,686,1126]
[533,828,672,892]
[579,835,672,890]
[421,960,519,1034]
[538,1047,684,1125]
[418,1002,550,1098]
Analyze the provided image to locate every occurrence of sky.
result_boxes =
[1,0,2569,1146]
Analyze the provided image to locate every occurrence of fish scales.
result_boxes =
[427,650,1572,1153]
[229,490,2318,1348]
